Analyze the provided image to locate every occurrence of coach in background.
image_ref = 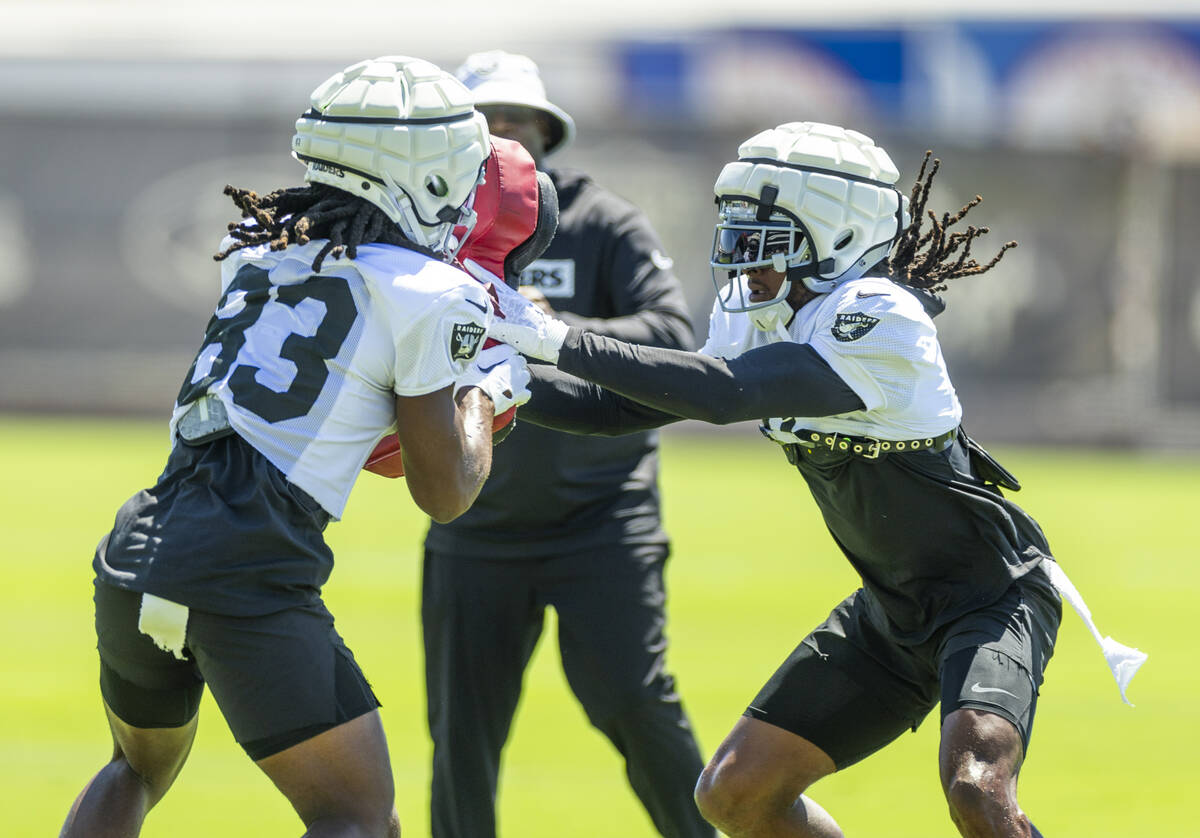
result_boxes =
[420,50,713,838]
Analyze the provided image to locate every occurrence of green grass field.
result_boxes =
[3,414,1196,836]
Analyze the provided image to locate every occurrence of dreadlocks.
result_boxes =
[887,151,1017,294]
[213,183,431,272]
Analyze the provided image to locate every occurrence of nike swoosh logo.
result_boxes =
[856,291,888,299]
[969,682,1020,699]
[465,297,489,314]
[477,360,505,373]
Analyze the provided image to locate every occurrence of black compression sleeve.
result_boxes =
[521,365,682,435]
[555,327,865,425]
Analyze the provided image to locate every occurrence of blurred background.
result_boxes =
[2,0,1199,449]
[3,4,1198,836]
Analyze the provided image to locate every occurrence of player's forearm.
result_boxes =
[556,307,693,351]
[555,328,864,424]
[522,365,681,435]
[403,390,492,523]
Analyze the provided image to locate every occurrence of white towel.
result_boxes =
[1043,560,1147,706]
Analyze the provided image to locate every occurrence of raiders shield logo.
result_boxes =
[831,312,880,342]
[450,322,486,362]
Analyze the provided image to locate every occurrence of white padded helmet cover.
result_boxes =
[714,122,908,284]
[292,56,489,250]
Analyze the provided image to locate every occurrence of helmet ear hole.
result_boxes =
[425,173,450,198]
[834,230,854,251]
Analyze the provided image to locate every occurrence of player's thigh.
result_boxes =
[745,590,940,770]
[938,565,1062,755]
[184,600,381,764]
[255,709,396,829]
[94,580,204,784]
[701,714,837,806]
[550,544,672,713]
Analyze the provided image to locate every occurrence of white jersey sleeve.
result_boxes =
[793,278,961,438]
[354,246,492,395]
[695,276,959,442]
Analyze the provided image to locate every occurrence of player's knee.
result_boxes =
[352,793,400,836]
[941,711,1023,829]
[99,753,157,809]
[110,724,196,806]
[943,768,1015,832]
[944,772,987,820]
[694,755,759,832]
[289,775,397,837]
[307,799,398,838]
[303,812,398,838]
[692,763,732,829]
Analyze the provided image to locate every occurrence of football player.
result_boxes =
[480,122,1144,838]
[61,57,550,838]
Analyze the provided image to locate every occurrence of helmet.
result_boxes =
[710,122,909,323]
[292,56,490,255]
[455,50,576,156]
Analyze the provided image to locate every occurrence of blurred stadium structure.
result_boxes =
[1,3,1198,447]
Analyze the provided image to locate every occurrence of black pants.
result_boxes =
[422,544,714,838]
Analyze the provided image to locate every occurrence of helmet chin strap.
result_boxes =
[444,204,477,259]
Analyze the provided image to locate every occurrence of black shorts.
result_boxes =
[744,564,1062,769]
[94,433,334,617]
[94,580,380,761]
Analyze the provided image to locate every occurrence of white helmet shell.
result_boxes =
[711,122,909,299]
[292,56,490,253]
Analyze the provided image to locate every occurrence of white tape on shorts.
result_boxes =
[137,593,189,661]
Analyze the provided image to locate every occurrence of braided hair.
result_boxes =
[887,151,1017,293]
[213,183,433,272]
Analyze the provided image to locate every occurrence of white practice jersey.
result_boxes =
[170,239,492,518]
[700,275,961,441]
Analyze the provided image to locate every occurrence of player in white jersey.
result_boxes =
[62,58,554,838]
[482,123,1143,837]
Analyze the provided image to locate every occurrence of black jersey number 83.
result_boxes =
[177,265,356,423]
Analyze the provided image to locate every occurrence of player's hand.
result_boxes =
[464,261,569,363]
[456,341,532,415]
